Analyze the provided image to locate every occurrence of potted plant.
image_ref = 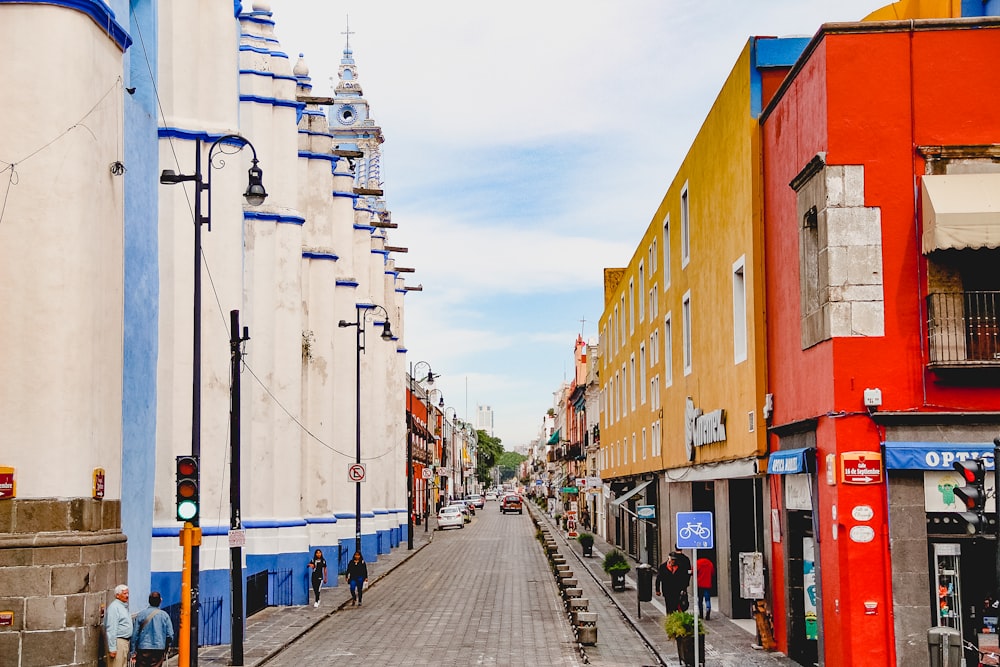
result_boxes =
[602,549,630,590]
[664,610,707,667]
[577,532,595,556]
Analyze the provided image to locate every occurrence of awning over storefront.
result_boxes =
[921,173,1000,253]
[766,447,815,475]
[884,441,995,470]
[610,479,652,506]
[547,429,560,446]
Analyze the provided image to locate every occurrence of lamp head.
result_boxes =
[439,396,445,408]
[380,321,393,340]
[426,370,435,385]
[243,159,268,206]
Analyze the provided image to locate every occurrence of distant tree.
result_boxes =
[496,451,527,482]
[475,430,503,485]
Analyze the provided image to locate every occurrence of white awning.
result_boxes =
[610,479,653,507]
[922,173,1000,253]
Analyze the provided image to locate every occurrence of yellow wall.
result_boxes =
[863,0,961,20]
[599,41,768,480]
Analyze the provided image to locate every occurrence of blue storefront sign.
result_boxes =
[767,447,814,475]
[884,442,995,470]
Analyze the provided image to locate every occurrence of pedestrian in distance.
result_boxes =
[346,550,369,606]
[130,591,174,667]
[655,554,690,613]
[696,555,715,620]
[104,584,132,667]
[307,549,328,607]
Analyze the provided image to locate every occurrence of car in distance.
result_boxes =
[448,503,472,523]
[467,493,485,509]
[484,491,498,502]
[500,494,523,514]
[438,505,465,530]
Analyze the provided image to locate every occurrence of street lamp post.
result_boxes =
[159,134,266,663]
[407,361,434,549]
[339,304,394,555]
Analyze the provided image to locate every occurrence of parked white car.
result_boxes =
[437,505,465,530]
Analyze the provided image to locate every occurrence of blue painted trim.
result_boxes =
[244,211,306,226]
[158,128,255,144]
[244,518,309,528]
[398,347,409,353]
[239,94,304,111]
[300,130,335,138]
[0,0,133,50]
[355,224,377,231]
[333,512,355,519]
[385,271,399,277]
[358,304,376,311]
[373,509,388,515]
[238,44,288,58]
[333,511,376,518]
[298,151,340,163]
[395,289,407,294]
[372,249,390,257]
[336,280,359,287]
[239,15,275,27]
[305,516,338,524]
[302,251,339,261]
[234,1,242,18]
[239,69,297,83]
[333,191,359,200]
[152,525,230,537]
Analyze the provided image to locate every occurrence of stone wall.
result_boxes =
[0,498,126,667]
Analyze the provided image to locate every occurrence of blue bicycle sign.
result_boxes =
[676,511,714,549]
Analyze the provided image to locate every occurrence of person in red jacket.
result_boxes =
[696,556,715,620]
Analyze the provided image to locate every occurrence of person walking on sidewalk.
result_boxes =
[696,555,715,620]
[655,554,690,612]
[104,584,132,667]
[346,550,369,606]
[307,549,328,607]
[130,591,174,667]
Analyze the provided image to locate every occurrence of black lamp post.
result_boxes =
[339,304,394,555]
[159,134,266,663]
[407,361,434,549]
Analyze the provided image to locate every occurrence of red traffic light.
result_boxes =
[177,458,197,476]
[954,485,986,511]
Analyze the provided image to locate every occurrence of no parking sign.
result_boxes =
[348,463,366,482]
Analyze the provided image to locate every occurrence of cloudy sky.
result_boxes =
[268,0,889,449]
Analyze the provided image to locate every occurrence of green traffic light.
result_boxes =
[177,500,198,521]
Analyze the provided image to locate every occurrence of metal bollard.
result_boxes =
[565,587,583,600]
[577,611,598,646]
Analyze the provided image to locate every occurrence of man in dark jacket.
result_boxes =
[130,592,173,667]
[655,554,690,612]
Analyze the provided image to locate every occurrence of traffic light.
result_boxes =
[953,459,987,534]
[175,455,200,522]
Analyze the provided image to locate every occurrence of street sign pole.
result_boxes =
[677,510,714,667]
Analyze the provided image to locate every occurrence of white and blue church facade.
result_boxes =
[0,1,411,661]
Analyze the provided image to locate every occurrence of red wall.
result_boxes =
[763,24,1000,666]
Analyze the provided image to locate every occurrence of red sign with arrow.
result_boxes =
[840,451,883,485]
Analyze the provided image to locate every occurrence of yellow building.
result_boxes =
[598,37,799,620]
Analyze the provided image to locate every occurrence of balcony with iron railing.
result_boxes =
[927,291,1000,370]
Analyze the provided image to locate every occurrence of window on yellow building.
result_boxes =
[638,261,645,323]
[639,344,647,405]
[683,292,692,376]
[681,183,690,268]
[664,216,671,289]
[664,313,673,387]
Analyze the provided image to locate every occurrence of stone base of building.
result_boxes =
[0,498,127,667]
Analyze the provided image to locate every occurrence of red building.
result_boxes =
[762,17,1000,667]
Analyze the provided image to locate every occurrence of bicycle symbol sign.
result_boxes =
[348,464,366,483]
[676,511,714,549]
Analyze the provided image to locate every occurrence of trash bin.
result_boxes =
[637,563,655,602]
[927,626,962,667]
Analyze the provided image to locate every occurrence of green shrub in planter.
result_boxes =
[602,548,630,574]
[664,610,707,638]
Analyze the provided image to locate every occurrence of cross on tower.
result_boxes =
[342,16,355,50]
[580,316,586,335]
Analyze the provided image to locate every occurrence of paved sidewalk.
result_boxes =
[166,525,436,666]
[528,503,800,667]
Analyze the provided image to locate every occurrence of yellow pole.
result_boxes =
[179,522,193,666]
